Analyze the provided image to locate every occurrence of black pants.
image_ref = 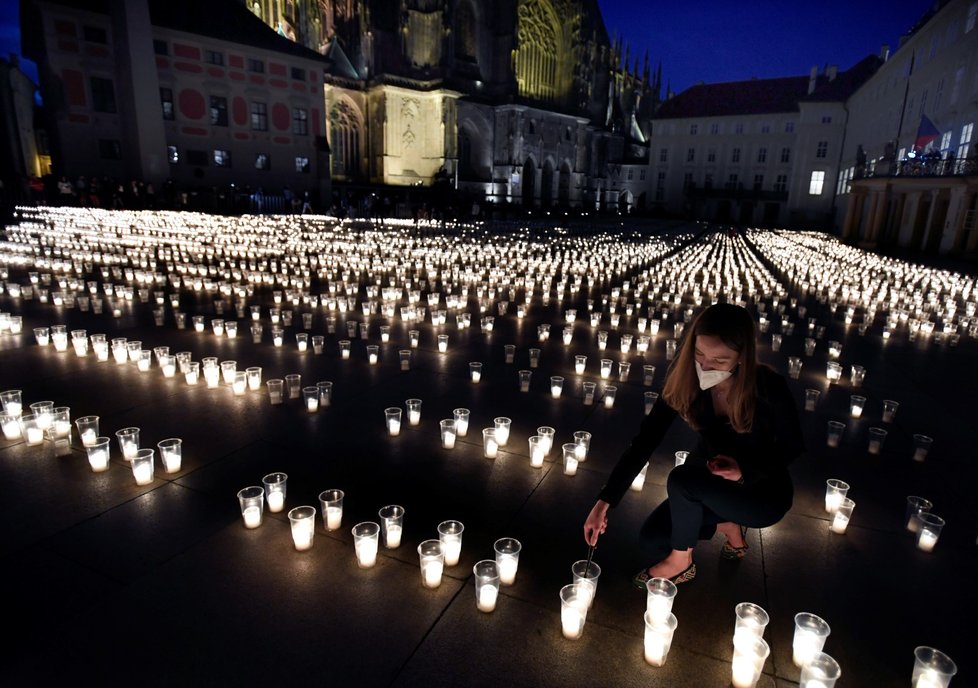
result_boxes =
[639,460,792,564]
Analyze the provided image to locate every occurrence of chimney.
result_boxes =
[808,65,818,95]
[826,64,838,81]
[880,44,890,61]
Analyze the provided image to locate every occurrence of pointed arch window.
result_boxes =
[515,0,559,102]
[455,1,477,62]
[329,101,361,179]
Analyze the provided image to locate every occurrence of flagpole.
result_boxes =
[894,49,916,161]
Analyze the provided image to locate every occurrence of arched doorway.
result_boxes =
[618,190,631,214]
[521,159,536,207]
[558,163,571,207]
[541,160,554,207]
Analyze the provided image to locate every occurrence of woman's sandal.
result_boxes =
[631,561,697,590]
[720,526,750,560]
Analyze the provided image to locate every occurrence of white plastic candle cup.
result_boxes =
[438,520,464,566]
[453,408,470,437]
[643,611,678,666]
[318,489,344,531]
[826,362,842,383]
[406,398,422,426]
[792,612,831,668]
[237,486,265,528]
[366,344,379,365]
[560,583,589,640]
[571,559,601,609]
[528,348,541,368]
[230,371,247,396]
[905,496,933,533]
[131,448,155,486]
[788,356,803,379]
[1,389,23,418]
[849,395,866,418]
[469,362,483,383]
[771,333,782,352]
[830,498,855,534]
[912,434,934,462]
[267,379,284,405]
[182,361,199,386]
[262,472,288,513]
[339,340,351,359]
[644,391,659,415]
[440,419,457,449]
[851,364,866,387]
[312,336,324,354]
[115,427,140,461]
[599,358,613,379]
[826,421,845,448]
[528,435,545,468]
[211,319,224,336]
[311,381,331,408]
[483,428,499,458]
[288,506,317,551]
[85,436,111,472]
[630,462,649,491]
[537,426,555,456]
[379,505,405,549]
[805,389,821,412]
[911,646,957,688]
[518,369,532,392]
[244,367,262,391]
[34,327,50,346]
[572,431,592,461]
[882,399,900,423]
[73,415,98,447]
[352,522,381,568]
[799,651,842,688]
[643,365,656,386]
[30,401,54,430]
[157,438,183,473]
[474,560,500,612]
[418,539,445,589]
[302,386,320,413]
[285,374,302,400]
[665,339,678,361]
[250,324,263,344]
[867,427,887,454]
[1,412,22,439]
[732,634,771,687]
[602,385,617,408]
[296,333,309,353]
[493,417,512,446]
[562,443,579,476]
[824,479,850,514]
[733,602,770,646]
[581,381,596,406]
[645,577,678,623]
[916,513,945,552]
[494,537,521,586]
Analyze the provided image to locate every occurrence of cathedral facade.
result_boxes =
[246,0,660,211]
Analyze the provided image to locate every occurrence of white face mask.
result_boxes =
[696,361,733,390]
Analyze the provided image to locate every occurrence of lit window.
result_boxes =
[295,156,310,173]
[809,170,825,195]
[293,108,308,135]
[213,149,231,167]
[251,102,267,131]
[160,88,174,120]
[210,96,228,127]
[255,153,270,170]
[167,145,179,164]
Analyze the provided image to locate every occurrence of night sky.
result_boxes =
[1,0,933,95]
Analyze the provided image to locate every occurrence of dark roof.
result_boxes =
[654,55,882,120]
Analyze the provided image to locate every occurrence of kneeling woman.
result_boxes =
[583,303,804,586]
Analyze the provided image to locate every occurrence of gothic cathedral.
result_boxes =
[245,0,661,211]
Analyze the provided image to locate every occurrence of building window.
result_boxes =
[186,150,208,166]
[293,107,308,135]
[655,172,665,201]
[210,96,228,126]
[255,153,270,170]
[251,102,268,131]
[205,50,224,66]
[213,149,231,167]
[83,25,107,44]
[160,88,174,120]
[682,172,693,191]
[710,123,719,135]
[753,174,764,190]
[291,66,305,80]
[659,148,668,163]
[704,173,713,189]
[627,169,633,180]
[726,173,739,189]
[91,77,116,113]
[732,148,741,163]
[821,115,833,124]
[295,156,310,173]
[761,123,770,134]
[735,123,743,134]
[774,174,787,192]
[757,147,767,163]
[781,147,791,163]
[686,147,695,162]
[707,148,716,162]
[247,58,264,73]
[809,170,825,195]
[689,124,698,135]
[958,122,974,168]
[940,130,953,152]
[640,169,646,181]
[153,40,168,56]
[785,122,795,133]
[816,141,828,158]
[98,139,121,159]
[167,145,179,164]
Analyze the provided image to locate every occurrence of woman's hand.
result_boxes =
[584,500,610,546]
[707,454,743,481]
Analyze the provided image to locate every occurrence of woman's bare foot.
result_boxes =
[646,549,693,579]
[717,521,746,548]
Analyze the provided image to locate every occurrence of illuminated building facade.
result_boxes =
[247,0,660,211]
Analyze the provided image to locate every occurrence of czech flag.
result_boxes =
[913,115,941,152]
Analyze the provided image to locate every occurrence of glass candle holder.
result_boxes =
[799,652,842,688]
[379,504,405,549]
[571,559,601,609]
[470,362,483,383]
[85,436,111,472]
[830,498,855,534]
[157,438,183,473]
[319,489,344,531]
[912,646,957,688]
[645,577,678,624]
[916,513,945,552]
[850,364,866,387]
[494,537,521,585]
[115,426,140,461]
[237,486,265,528]
[75,415,99,447]
[826,421,845,448]
[474,560,500,612]
[262,472,288,513]
[288,506,317,551]
[302,386,320,413]
[912,434,933,462]
[788,356,803,379]
[867,427,887,454]
[267,379,284,405]
[399,350,411,371]
[131,448,155,486]
[882,399,900,423]
[643,611,679,666]
[285,374,302,400]
[528,435,545,468]
[792,612,831,668]
[483,428,498,458]
[733,602,769,646]
[732,634,770,687]
[406,398,422,426]
[504,344,516,363]
[246,367,263,391]
[550,376,564,399]
[824,479,850,513]
[437,520,464,567]
[528,348,540,368]
[804,388,820,412]
[418,540,445,589]
[849,395,866,418]
[385,407,402,436]
[905,496,933,533]
[562,443,579,475]
[602,385,617,408]
[453,408,470,437]
[537,426,555,456]
[560,583,590,640]
[352,522,380,568]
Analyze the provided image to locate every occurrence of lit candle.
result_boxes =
[830,512,849,534]
[267,491,285,513]
[917,529,938,552]
[443,538,462,566]
[604,394,615,409]
[561,604,585,640]
[292,522,314,551]
[306,397,319,413]
[477,584,498,612]
[81,429,97,447]
[133,462,153,485]
[792,631,821,668]
[388,419,401,436]
[408,409,420,425]
[498,555,518,585]
[25,426,43,444]
[385,524,403,548]
[422,561,444,588]
[326,506,342,530]
[242,506,262,528]
[161,450,182,472]
[485,438,498,458]
[442,428,456,448]
[88,448,109,471]
[825,492,843,513]
[731,656,758,688]
[355,538,378,567]
[531,445,545,468]
[233,378,247,395]
[644,633,668,666]
[564,456,578,475]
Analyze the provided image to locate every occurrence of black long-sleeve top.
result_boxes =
[598,366,805,507]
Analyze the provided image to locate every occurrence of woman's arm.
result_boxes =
[596,401,678,507]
